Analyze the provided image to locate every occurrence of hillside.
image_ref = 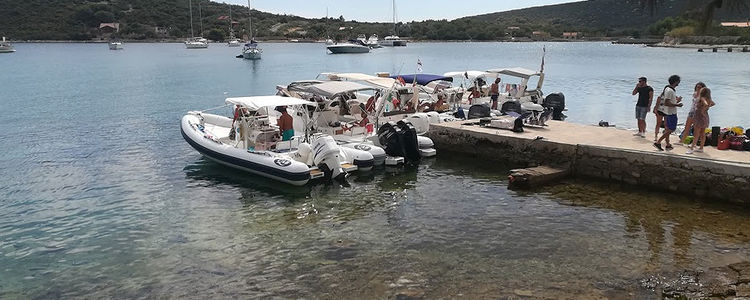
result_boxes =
[0,0,746,41]
[463,0,747,35]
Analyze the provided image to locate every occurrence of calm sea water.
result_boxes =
[1,42,750,298]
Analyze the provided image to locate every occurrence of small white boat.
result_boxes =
[379,35,407,47]
[327,40,370,54]
[185,37,209,49]
[181,95,374,185]
[108,41,124,50]
[240,0,262,59]
[242,41,262,60]
[227,39,243,47]
[185,0,209,49]
[379,0,407,47]
[226,6,242,47]
[0,37,16,53]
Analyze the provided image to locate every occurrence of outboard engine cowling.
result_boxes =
[467,104,491,119]
[396,120,421,162]
[500,101,523,114]
[312,136,347,183]
[377,121,421,163]
[543,92,566,121]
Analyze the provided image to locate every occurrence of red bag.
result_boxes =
[717,137,731,150]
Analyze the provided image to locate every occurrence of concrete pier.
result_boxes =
[427,121,750,203]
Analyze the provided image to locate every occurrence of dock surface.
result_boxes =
[428,120,750,203]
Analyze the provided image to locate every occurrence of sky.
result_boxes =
[213,0,581,22]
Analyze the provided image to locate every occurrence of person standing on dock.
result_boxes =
[490,78,500,110]
[680,82,706,145]
[632,77,653,137]
[654,75,683,151]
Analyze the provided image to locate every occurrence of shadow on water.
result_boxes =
[182,156,312,198]
[542,178,750,269]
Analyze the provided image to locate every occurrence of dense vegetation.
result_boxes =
[0,0,747,41]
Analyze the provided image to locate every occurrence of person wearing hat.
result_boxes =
[632,76,653,137]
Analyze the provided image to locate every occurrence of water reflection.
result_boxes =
[544,179,750,271]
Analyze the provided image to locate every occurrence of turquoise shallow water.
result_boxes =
[1,42,750,298]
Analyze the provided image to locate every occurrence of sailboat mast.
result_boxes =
[198,2,204,37]
[247,0,253,40]
[189,0,195,37]
[392,0,397,35]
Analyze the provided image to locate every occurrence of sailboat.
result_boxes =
[0,37,16,53]
[379,0,407,47]
[241,0,262,60]
[185,0,209,49]
[227,6,242,47]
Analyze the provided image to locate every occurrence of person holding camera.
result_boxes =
[632,77,653,137]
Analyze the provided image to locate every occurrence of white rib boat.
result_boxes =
[181,95,373,185]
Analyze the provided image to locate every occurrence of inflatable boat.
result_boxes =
[181,96,373,186]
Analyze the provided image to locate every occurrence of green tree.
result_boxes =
[206,28,225,41]
[641,0,748,32]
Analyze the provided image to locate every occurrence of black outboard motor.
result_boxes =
[543,93,566,121]
[396,120,421,162]
[377,121,421,163]
[378,121,406,157]
[467,104,491,119]
[500,100,523,114]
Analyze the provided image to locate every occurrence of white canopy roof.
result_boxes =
[289,81,377,98]
[443,71,496,80]
[225,95,316,110]
[486,67,540,78]
[319,72,396,88]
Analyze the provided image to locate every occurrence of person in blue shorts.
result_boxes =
[654,75,684,151]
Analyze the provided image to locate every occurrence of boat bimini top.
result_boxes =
[287,81,379,99]
[317,72,396,89]
[225,95,316,110]
[485,67,541,79]
[389,74,453,86]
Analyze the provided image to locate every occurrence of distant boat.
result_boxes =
[357,34,381,48]
[379,0,407,47]
[108,41,124,50]
[241,0,262,60]
[0,37,15,53]
[185,0,209,49]
[226,6,243,47]
[327,40,370,54]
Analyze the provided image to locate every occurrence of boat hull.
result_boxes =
[243,49,262,60]
[185,42,209,49]
[327,45,370,54]
[181,115,311,186]
[108,43,123,50]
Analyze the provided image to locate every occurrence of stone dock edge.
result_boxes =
[427,121,750,204]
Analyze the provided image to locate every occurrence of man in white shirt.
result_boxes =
[654,75,684,151]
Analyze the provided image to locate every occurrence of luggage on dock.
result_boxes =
[730,135,747,151]
[711,126,721,147]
